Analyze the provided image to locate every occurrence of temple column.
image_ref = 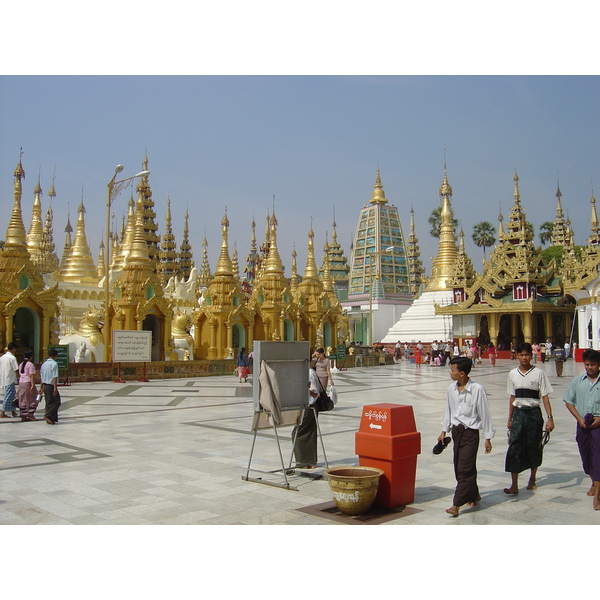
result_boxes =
[577,305,589,348]
[565,313,573,342]
[592,304,600,350]
[225,322,233,358]
[209,322,217,359]
[511,313,519,345]
[522,312,533,344]
[246,324,254,352]
[41,314,49,357]
[544,312,553,344]
[488,313,499,346]
[4,314,14,351]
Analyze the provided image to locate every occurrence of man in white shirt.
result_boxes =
[0,342,19,418]
[438,356,495,517]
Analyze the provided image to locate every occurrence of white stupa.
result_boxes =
[382,166,457,343]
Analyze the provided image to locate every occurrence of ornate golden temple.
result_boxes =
[0,152,348,364]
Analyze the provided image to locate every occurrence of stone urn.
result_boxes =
[325,466,385,516]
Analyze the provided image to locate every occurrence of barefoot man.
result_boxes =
[438,356,495,517]
[504,342,554,495]
[563,349,600,511]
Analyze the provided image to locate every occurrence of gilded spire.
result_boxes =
[290,245,299,291]
[179,208,194,280]
[214,209,234,275]
[426,164,458,291]
[588,191,600,246]
[58,193,99,282]
[369,168,388,205]
[157,197,179,284]
[59,211,73,272]
[303,219,319,280]
[550,180,569,247]
[263,207,284,273]
[27,171,44,256]
[244,217,259,284]
[439,152,453,197]
[406,206,425,295]
[498,203,504,238]
[4,150,28,249]
[321,238,335,293]
[97,239,106,279]
[198,229,212,288]
[127,196,152,263]
[135,154,160,264]
[232,243,240,280]
[38,204,59,274]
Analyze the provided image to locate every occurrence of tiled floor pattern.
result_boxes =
[0,358,597,525]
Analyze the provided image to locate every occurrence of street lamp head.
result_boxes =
[135,170,150,178]
[385,246,395,252]
[114,165,124,174]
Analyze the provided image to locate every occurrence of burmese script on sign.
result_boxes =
[112,330,152,362]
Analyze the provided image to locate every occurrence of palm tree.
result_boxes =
[539,222,554,245]
[428,206,459,238]
[472,221,496,260]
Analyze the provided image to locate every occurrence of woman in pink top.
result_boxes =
[18,350,39,421]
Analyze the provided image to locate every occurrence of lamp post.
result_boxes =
[103,165,150,363]
[368,246,395,346]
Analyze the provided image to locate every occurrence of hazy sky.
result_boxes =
[2,75,599,278]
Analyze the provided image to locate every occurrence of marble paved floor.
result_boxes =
[0,357,597,526]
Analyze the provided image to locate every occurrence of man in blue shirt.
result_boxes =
[40,348,60,425]
[564,348,600,511]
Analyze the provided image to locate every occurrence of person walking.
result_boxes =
[40,348,61,425]
[0,342,19,419]
[504,342,554,495]
[17,349,39,421]
[438,356,495,517]
[488,343,497,367]
[237,347,249,383]
[563,349,600,511]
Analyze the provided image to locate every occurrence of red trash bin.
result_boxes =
[355,403,421,508]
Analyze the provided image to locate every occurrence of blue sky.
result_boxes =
[2,74,600,277]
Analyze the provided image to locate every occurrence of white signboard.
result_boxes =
[112,330,152,362]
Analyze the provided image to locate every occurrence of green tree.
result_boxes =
[428,206,459,238]
[472,221,496,260]
[539,222,554,245]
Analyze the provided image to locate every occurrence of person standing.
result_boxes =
[438,356,495,517]
[314,348,333,391]
[563,348,600,511]
[504,342,554,495]
[18,349,39,421]
[0,342,19,419]
[292,361,320,469]
[532,342,540,364]
[488,343,497,367]
[564,341,570,359]
[40,348,61,425]
[237,347,249,383]
[540,342,547,363]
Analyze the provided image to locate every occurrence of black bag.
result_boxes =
[314,377,334,412]
[315,391,334,412]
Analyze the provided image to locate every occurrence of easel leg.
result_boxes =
[314,408,329,469]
